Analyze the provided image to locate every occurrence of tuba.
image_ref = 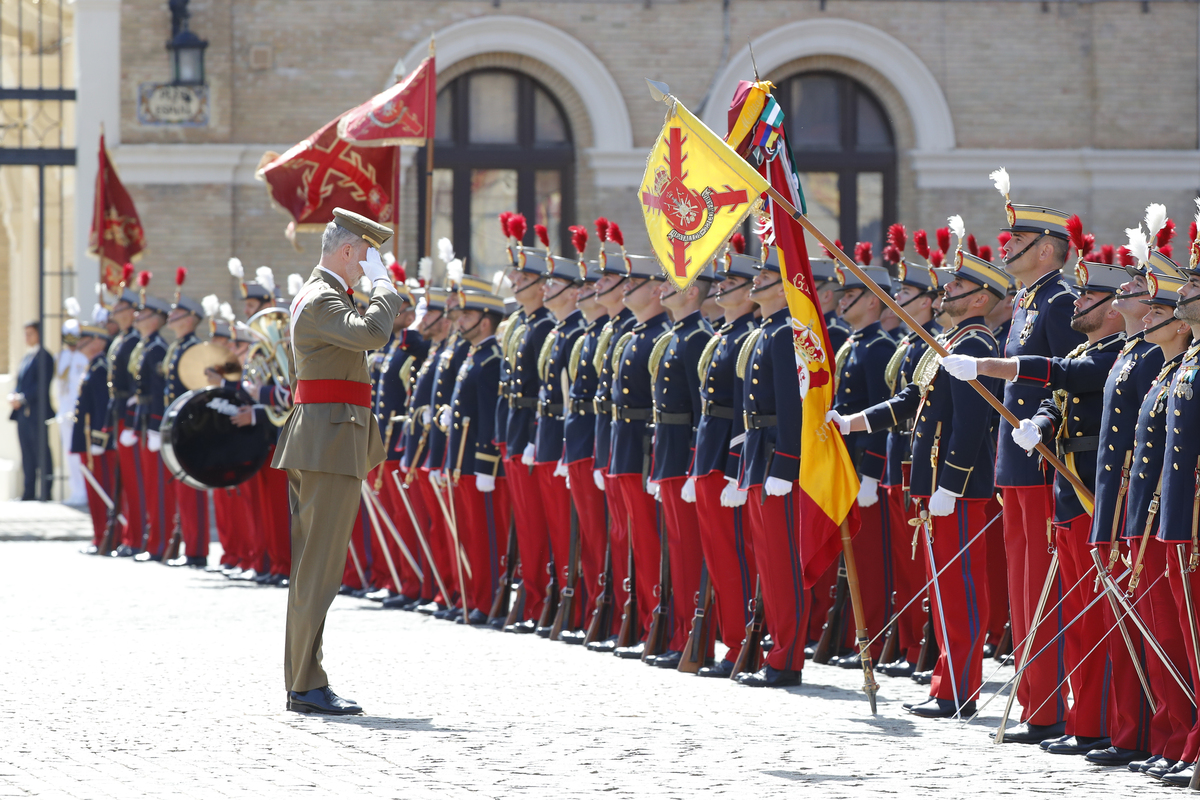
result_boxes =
[245,307,294,426]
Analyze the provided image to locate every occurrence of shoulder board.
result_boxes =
[478,351,501,368]
[681,327,710,344]
[648,330,674,384]
[884,339,909,395]
[736,328,763,380]
[696,332,721,385]
[568,336,587,385]
[1065,341,1090,361]
[593,321,617,374]
[537,330,558,382]
[1045,287,1077,305]
[832,339,853,393]
[611,331,636,372]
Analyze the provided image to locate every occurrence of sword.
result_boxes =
[360,482,403,595]
[917,503,960,718]
[1092,547,1157,713]
[361,479,425,580]
[391,469,451,604]
[995,550,1060,743]
[430,473,472,615]
[79,462,128,528]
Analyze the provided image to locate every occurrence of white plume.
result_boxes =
[201,294,220,319]
[62,319,81,337]
[94,282,103,298]
[437,237,455,265]
[418,256,433,282]
[63,296,80,318]
[1145,204,1168,242]
[989,167,1010,197]
[1193,197,1200,233]
[492,270,514,299]
[287,273,304,296]
[446,258,464,285]
[92,305,109,324]
[255,266,276,293]
[219,302,236,323]
[382,251,396,268]
[948,215,966,244]
[1125,227,1150,267]
[227,257,244,279]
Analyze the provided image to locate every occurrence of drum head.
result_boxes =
[161,386,271,490]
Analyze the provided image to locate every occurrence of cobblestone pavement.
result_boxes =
[0,540,1183,799]
[0,502,91,541]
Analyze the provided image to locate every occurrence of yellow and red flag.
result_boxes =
[88,132,147,292]
[337,54,436,146]
[639,100,768,291]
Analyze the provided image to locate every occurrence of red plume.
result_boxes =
[389,263,406,283]
[534,224,550,249]
[1191,221,1199,245]
[886,223,907,254]
[1117,246,1134,267]
[137,270,152,288]
[936,227,951,254]
[730,232,746,254]
[606,221,624,247]
[1082,233,1095,255]
[1099,244,1115,265]
[854,241,873,266]
[508,214,527,243]
[1157,218,1176,249]
[500,211,513,239]
[594,217,610,245]
[929,249,945,269]
[997,231,1012,259]
[882,245,901,265]
[835,239,844,252]
[966,233,979,256]
[978,245,993,263]
[1065,214,1085,254]
[913,229,930,260]
[569,225,588,257]
[121,263,135,286]
[175,266,187,287]
[1161,243,1174,259]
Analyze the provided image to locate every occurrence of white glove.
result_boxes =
[475,474,495,493]
[764,476,793,497]
[521,443,536,466]
[90,445,105,456]
[359,247,390,284]
[439,406,452,429]
[146,430,161,453]
[720,477,748,507]
[421,406,432,426]
[928,487,958,517]
[857,476,879,507]
[1011,418,1041,453]
[565,472,571,491]
[680,477,697,503]
[941,354,978,381]
[428,468,444,486]
[553,459,568,478]
[118,428,138,448]
[825,409,851,435]
[593,469,606,491]
[647,481,660,500]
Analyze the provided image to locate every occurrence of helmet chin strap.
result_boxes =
[542,281,574,305]
[1114,290,1149,300]
[513,275,544,300]
[1144,314,1180,338]
[1071,292,1115,321]
[716,277,752,300]
[596,277,624,300]
[749,276,781,295]
[1177,292,1200,309]
[458,315,484,341]
[1003,233,1044,267]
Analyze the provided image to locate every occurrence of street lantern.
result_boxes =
[166,0,207,85]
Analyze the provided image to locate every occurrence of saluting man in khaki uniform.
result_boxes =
[274,208,403,715]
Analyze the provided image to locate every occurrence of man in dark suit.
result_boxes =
[10,321,55,500]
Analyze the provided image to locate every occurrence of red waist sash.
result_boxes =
[293,379,371,408]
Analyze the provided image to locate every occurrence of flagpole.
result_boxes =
[423,36,436,260]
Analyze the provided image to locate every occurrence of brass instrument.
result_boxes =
[245,307,294,426]
[178,342,242,391]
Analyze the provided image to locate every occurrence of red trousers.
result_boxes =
[1135,537,1193,761]
[694,471,756,662]
[214,484,263,570]
[172,481,209,559]
[213,486,240,566]
[83,451,115,547]
[983,495,1008,644]
[884,485,926,664]
[236,478,268,572]
[923,499,990,703]
[455,474,511,614]
[534,462,577,627]
[611,473,663,636]
[1095,542,1154,753]
[372,461,421,598]
[659,476,705,653]
[605,472,630,637]
[261,453,291,576]
[417,470,460,603]
[138,441,174,558]
[116,431,145,550]
[568,458,609,623]
[506,457,550,621]
[1167,544,1200,762]
[1055,515,1111,739]
[745,488,809,672]
[1002,484,1066,725]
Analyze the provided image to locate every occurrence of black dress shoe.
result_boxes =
[406,598,429,612]
[364,588,394,602]
[699,658,736,678]
[836,653,862,670]
[907,697,976,718]
[559,630,586,645]
[982,642,996,659]
[1040,734,1070,751]
[338,584,357,596]
[80,544,100,556]
[112,544,137,558]
[433,606,456,620]
[879,659,915,678]
[761,635,774,652]
[736,665,801,687]
[911,670,932,686]
[587,636,618,653]
[803,644,816,659]
[381,594,418,610]
[1046,736,1110,755]
[350,586,376,599]
[254,571,274,584]
[1129,754,1166,773]
[652,650,683,669]
[206,563,231,573]
[133,551,163,563]
[286,685,362,716]
[1162,763,1196,786]
[614,642,646,659]
[165,555,192,567]
[1085,746,1152,766]
[535,625,553,638]
[236,568,260,582]
[186,556,207,568]
[505,619,538,634]
[224,566,245,579]
[465,609,489,626]
[1148,759,1185,779]
[416,601,443,615]
[997,721,1066,744]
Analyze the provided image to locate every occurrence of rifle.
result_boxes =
[163,512,182,562]
[642,518,672,662]
[914,597,939,673]
[615,536,641,649]
[813,557,850,664]
[730,577,764,678]
[992,620,1013,662]
[678,561,715,673]
[878,596,899,668]
[98,399,124,555]
[489,515,519,624]
[583,531,615,645]
[536,558,559,634]
[550,500,581,640]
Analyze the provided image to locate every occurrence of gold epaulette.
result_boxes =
[593,321,616,374]
[506,324,527,367]
[736,328,763,380]
[568,335,586,384]
[832,339,853,393]
[399,354,416,389]
[696,332,721,385]
[537,331,557,382]
[648,330,673,384]
[128,340,146,382]
[884,339,909,395]
[611,331,635,372]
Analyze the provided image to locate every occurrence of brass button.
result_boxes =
[1105,464,1112,471]
[1018,399,1024,405]
[1072,397,1079,404]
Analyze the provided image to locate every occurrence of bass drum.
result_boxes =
[160,386,272,490]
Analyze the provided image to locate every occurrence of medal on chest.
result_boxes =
[1175,366,1198,401]
[1018,310,1039,347]
[1115,355,1136,385]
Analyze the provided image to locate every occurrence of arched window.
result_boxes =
[776,72,896,259]
[419,69,575,284]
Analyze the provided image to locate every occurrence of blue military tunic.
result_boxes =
[401,337,446,471]
[609,311,671,478]
[734,308,802,490]
[825,310,850,359]
[494,310,524,455]
[1121,352,1185,541]
[373,329,429,458]
[861,317,1001,499]
[562,313,608,466]
[423,335,470,471]
[691,312,756,479]
[592,308,636,473]
[71,353,111,454]
[649,311,713,482]
[1012,332,1124,524]
[833,320,895,481]
[996,270,1085,488]
[134,331,168,433]
[105,328,141,438]
[502,307,554,458]
[880,320,940,490]
[1158,340,1200,545]
[448,337,504,478]
[534,310,586,465]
